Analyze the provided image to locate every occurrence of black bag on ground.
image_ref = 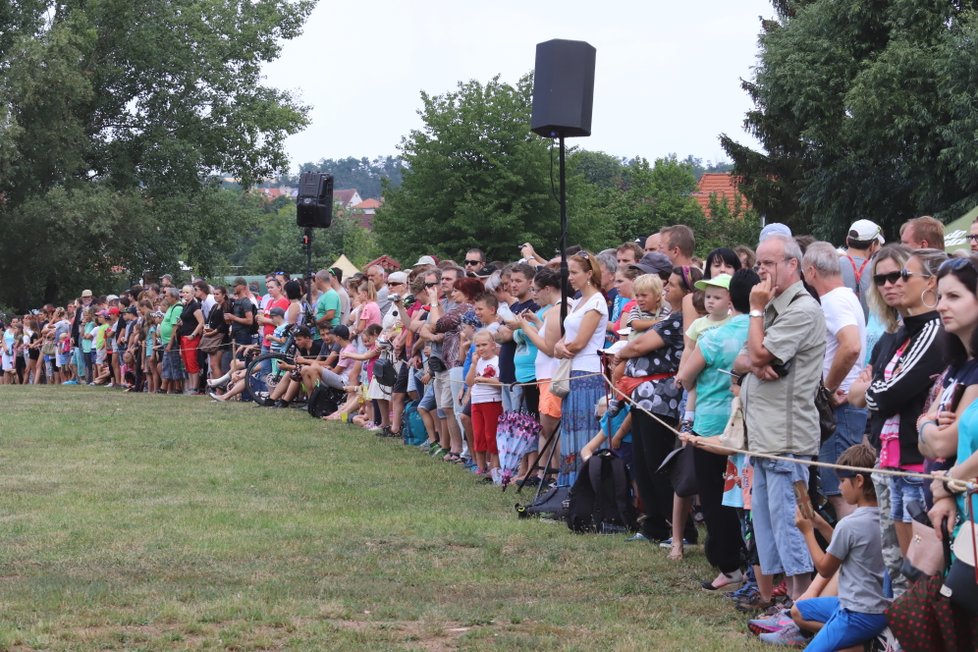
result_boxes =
[515,485,571,521]
[566,449,638,533]
[307,384,343,418]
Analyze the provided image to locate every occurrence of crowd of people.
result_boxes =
[2,214,978,650]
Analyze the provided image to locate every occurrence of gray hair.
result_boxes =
[765,233,804,265]
[165,287,181,300]
[596,249,618,275]
[802,241,842,276]
[315,270,330,283]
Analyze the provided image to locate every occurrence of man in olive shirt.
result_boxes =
[734,233,826,605]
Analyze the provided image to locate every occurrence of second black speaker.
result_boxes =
[296,172,334,228]
[530,39,596,138]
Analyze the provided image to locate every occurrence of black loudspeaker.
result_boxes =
[531,39,596,138]
[296,172,334,228]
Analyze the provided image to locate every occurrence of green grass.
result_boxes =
[0,387,767,650]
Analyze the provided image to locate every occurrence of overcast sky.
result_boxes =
[263,0,775,172]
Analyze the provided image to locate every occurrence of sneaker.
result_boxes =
[757,622,807,647]
[429,444,445,457]
[748,608,793,635]
[735,593,774,613]
[208,391,222,401]
[625,532,653,543]
[725,582,758,601]
[63,380,78,385]
[418,442,432,453]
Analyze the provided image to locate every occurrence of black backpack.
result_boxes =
[566,449,637,534]
[307,384,344,418]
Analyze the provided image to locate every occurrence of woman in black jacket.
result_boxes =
[850,245,947,598]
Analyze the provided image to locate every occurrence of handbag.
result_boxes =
[815,379,836,442]
[198,332,224,354]
[942,492,978,615]
[888,515,978,651]
[902,502,946,581]
[718,395,745,450]
[551,357,573,399]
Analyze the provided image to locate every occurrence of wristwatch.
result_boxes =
[748,309,764,318]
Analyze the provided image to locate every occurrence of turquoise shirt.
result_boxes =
[315,288,341,339]
[956,399,978,521]
[81,323,95,353]
[693,314,750,437]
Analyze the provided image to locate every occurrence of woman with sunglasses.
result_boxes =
[849,246,947,597]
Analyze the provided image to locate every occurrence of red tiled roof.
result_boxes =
[693,173,749,217]
[365,255,401,272]
[354,198,381,210]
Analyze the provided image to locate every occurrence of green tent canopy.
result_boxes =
[944,204,978,251]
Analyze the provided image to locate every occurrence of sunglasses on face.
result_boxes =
[424,282,438,288]
[873,269,921,286]
[464,259,481,266]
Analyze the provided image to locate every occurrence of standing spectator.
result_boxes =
[969,216,978,253]
[159,287,184,394]
[314,270,341,335]
[225,278,256,356]
[839,219,883,317]
[463,248,485,277]
[553,251,608,486]
[677,268,760,588]
[178,285,205,395]
[495,262,538,412]
[659,225,695,267]
[849,247,947,597]
[733,232,826,605]
[900,215,945,250]
[367,265,390,315]
[616,242,643,267]
[204,286,231,383]
[329,267,351,326]
[802,242,868,519]
[616,266,696,553]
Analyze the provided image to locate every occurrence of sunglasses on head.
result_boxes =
[940,257,978,274]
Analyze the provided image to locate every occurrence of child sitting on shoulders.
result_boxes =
[465,330,503,481]
[774,443,888,650]
[607,274,665,415]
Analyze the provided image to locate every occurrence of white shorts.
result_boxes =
[366,377,390,400]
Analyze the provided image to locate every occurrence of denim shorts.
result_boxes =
[819,403,868,497]
[795,597,887,652]
[751,456,814,577]
[889,475,926,523]
[418,381,437,412]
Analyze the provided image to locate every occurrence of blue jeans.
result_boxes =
[501,383,524,413]
[819,403,868,497]
[889,475,926,522]
[752,456,814,577]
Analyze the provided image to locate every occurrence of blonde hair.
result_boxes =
[633,273,663,297]
[357,281,377,302]
[867,244,911,333]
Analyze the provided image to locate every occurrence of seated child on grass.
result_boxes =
[783,443,888,651]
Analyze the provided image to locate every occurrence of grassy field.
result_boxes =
[0,387,767,651]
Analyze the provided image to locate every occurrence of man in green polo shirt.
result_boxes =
[314,270,341,339]
[159,287,184,393]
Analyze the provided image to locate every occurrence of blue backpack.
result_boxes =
[401,400,427,445]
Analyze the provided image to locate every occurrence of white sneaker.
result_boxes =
[207,372,231,388]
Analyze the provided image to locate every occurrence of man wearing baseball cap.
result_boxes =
[840,219,884,317]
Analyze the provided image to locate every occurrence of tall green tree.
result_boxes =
[0,0,314,308]
[375,74,608,262]
[722,0,978,240]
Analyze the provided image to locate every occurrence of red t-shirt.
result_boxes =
[262,296,289,346]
